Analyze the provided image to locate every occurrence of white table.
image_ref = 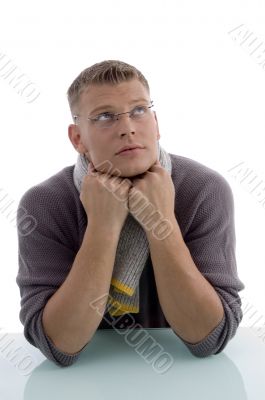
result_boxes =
[0,327,264,399]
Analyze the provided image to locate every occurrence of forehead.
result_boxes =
[78,79,150,112]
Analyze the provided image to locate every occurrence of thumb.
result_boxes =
[87,162,96,175]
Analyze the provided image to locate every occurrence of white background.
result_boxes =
[0,0,265,331]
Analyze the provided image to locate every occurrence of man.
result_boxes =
[16,59,245,367]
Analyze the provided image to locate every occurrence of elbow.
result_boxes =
[21,307,83,368]
[186,344,224,358]
[181,309,241,358]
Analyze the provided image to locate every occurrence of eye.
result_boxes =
[132,106,146,115]
[95,112,114,121]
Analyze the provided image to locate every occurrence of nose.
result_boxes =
[116,112,136,136]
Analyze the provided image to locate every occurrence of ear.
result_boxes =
[68,124,87,154]
[153,111,161,140]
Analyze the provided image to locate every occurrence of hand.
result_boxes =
[80,161,133,234]
[128,159,176,235]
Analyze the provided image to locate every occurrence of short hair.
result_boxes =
[67,59,150,115]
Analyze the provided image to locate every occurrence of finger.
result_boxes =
[87,162,97,176]
[154,159,161,166]
[90,160,96,169]
[130,178,142,187]
[149,159,161,171]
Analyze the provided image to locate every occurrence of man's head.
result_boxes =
[67,60,160,178]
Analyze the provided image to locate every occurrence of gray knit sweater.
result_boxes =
[16,153,245,367]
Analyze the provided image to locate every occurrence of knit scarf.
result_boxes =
[73,141,172,316]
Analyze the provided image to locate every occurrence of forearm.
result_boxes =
[147,220,224,344]
[42,225,120,354]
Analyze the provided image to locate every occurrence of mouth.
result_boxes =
[116,148,144,156]
[116,144,145,155]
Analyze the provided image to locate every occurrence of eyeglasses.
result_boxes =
[73,101,154,129]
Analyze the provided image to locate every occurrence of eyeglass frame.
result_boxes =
[73,100,154,127]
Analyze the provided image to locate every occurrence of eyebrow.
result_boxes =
[89,98,150,115]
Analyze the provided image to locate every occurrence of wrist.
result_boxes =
[86,222,121,240]
[145,216,179,242]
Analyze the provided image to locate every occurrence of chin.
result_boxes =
[116,165,150,178]
[102,155,156,178]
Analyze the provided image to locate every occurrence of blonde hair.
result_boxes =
[67,59,150,115]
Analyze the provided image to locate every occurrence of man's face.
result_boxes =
[68,79,160,178]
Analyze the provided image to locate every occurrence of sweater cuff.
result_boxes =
[44,332,85,366]
[173,315,226,357]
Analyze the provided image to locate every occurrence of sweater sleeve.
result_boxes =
[16,185,85,367]
[174,172,245,357]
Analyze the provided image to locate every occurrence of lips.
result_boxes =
[116,145,144,155]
